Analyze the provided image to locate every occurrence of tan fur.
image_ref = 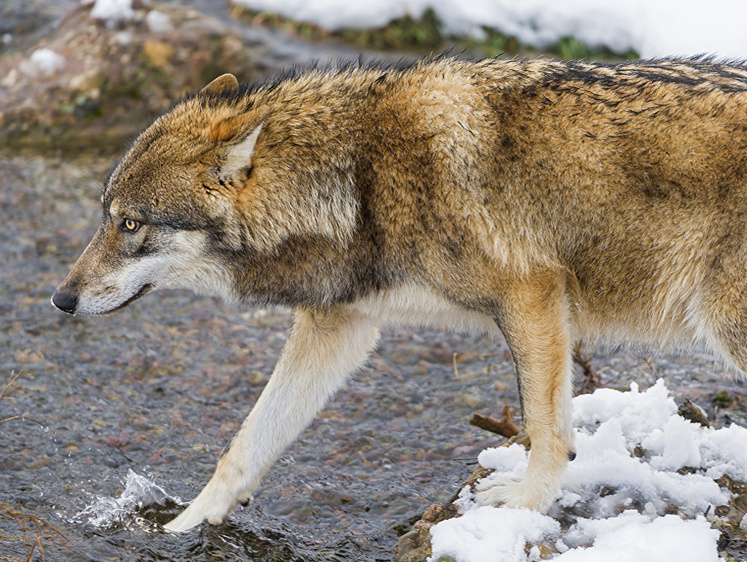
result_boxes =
[51,56,747,530]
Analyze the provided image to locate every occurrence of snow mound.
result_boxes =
[552,513,720,562]
[430,506,560,562]
[430,380,744,561]
[19,48,66,78]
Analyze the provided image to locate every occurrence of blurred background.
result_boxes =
[3,0,746,151]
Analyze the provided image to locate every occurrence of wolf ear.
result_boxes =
[200,73,239,96]
[210,105,271,178]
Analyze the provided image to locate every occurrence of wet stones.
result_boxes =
[0,2,256,149]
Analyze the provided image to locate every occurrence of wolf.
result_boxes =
[52,56,747,532]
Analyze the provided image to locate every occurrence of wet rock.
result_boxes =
[14,348,45,364]
[0,1,256,150]
[393,466,492,561]
[394,503,460,562]
[68,68,104,97]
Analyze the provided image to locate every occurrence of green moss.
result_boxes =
[338,8,443,50]
[714,390,735,408]
[554,35,638,61]
[233,5,639,61]
[467,28,638,60]
[558,36,595,59]
[239,6,444,51]
[470,28,521,57]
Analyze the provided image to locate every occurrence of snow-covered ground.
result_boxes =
[232,0,747,59]
[429,381,747,562]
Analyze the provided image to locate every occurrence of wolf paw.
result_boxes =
[163,507,210,533]
[474,475,521,507]
[474,475,554,512]
[163,496,232,533]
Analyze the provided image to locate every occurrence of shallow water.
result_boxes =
[0,3,513,556]
[1,149,745,561]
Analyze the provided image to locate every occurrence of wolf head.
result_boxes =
[51,74,274,315]
[52,70,363,315]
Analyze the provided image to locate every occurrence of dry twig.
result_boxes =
[470,405,521,439]
[0,502,68,561]
[0,372,44,427]
[573,342,602,395]
[0,370,24,401]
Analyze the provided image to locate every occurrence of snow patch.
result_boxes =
[431,381,743,561]
[90,0,137,23]
[430,506,560,562]
[555,513,720,562]
[19,48,66,78]
[146,10,173,34]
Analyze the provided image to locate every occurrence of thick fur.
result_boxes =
[52,56,747,531]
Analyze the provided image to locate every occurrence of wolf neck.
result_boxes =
[208,72,401,307]
[217,62,484,309]
[227,230,397,309]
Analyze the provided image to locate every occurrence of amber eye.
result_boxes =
[122,218,141,233]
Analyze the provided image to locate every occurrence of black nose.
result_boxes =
[52,291,78,314]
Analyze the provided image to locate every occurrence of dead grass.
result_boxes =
[1,371,68,561]
[0,502,68,562]
[1,371,44,427]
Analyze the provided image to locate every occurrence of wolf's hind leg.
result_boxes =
[702,286,747,376]
[475,271,574,512]
[164,307,379,532]
[688,255,747,377]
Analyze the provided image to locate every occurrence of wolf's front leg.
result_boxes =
[164,307,379,532]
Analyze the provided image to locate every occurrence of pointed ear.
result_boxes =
[200,73,239,96]
[210,105,271,177]
[221,123,264,178]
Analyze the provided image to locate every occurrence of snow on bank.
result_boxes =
[232,0,747,59]
[429,381,746,561]
[18,48,66,78]
[90,0,137,23]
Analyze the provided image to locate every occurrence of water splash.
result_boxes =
[74,470,182,529]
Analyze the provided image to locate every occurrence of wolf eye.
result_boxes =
[122,218,141,233]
